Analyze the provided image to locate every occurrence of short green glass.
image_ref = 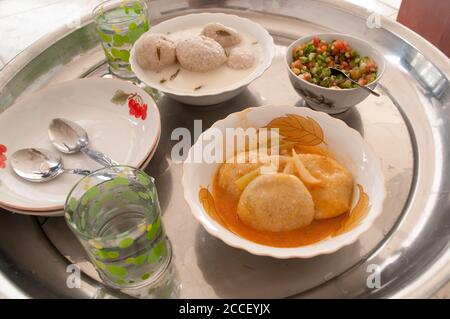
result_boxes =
[65,166,172,291]
[93,0,150,78]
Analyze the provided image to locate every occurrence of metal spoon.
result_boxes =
[10,148,90,182]
[48,118,118,167]
[329,67,380,97]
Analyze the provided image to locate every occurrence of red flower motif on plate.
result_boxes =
[0,144,7,169]
[111,90,148,121]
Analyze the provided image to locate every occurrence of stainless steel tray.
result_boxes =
[0,0,449,298]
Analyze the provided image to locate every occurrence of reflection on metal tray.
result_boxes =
[0,0,448,298]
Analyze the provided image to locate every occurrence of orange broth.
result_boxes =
[210,144,365,248]
[212,174,351,247]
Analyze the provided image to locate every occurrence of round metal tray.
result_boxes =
[0,0,449,298]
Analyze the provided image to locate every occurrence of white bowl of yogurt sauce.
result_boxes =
[130,13,275,106]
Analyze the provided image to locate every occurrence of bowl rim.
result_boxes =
[285,32,386,93]
[130,12,275,98]
[182,105,387,258]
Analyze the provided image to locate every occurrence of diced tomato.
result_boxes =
[313,36,320,47]
[334,40,349,53]
[349,69,360,79]
[301,73,312,81]
[291,60,302,69]
[366,60,377,69]
[328,61,335,67]
[317,44,328,53]
[358,78,367,86]
[333,40,344,51]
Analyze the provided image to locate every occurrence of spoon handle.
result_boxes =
[351,79,380,97]
[64,168,91,176]
[81,147,118,167]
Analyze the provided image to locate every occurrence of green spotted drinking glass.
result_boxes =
[93,0,149,78]
[65,166,172,293]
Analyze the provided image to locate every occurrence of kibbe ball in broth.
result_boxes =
[218,151,269,200]
[201,23,242,48]
[300,154,353,220]
[237,173,315,232]
[227,46,255,70]
[176,36,227,72]
[134,33,176,72]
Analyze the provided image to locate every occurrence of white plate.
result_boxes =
[0,137,160,217]
[0,78,160,213]
[130,13,275,105]
[182,105,386,259]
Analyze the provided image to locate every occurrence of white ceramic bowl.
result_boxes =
[130,13,275,106]
[182,105,386,258]
[286,33,386,114]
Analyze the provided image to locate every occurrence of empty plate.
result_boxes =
[0,78,160,214]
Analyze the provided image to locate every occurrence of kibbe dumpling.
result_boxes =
[134,33,176,72]
[300,154,353,220]
[176,36,227,72]
[217,151,268,200]
[237,173,314,232]
[201,23,242,48]
[227,46,255,70]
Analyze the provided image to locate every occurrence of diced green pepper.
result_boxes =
[304,43,316,54]
[321,68,331,77]
[320,77,330,87]
[340,80,352,88]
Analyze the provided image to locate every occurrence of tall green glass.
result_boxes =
[65,166,176,297]
[93,0,149,78]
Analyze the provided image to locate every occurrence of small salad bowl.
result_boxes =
[182,105,386,259]
[286,33,386,114]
